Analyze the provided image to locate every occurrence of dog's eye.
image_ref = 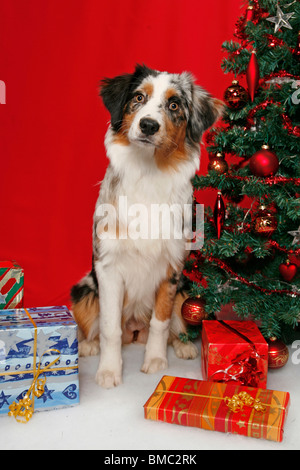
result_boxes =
[169,102,179,111]
[135,94,145,103]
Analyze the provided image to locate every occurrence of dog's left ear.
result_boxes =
[184,73,224,144]
[100,73,133,132]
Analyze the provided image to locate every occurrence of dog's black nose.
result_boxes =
[139,118,160,136]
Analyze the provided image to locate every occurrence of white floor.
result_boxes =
[1,339,299,451]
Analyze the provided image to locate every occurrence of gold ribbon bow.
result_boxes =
[224,391,266,413]
[8,348,61,423]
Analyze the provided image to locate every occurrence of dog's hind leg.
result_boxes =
[170,291,199,360]
[71,273,100,357]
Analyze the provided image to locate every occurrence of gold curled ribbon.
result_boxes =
[8,348,61,423]
[224,391,266,413]
[7,308,64,423]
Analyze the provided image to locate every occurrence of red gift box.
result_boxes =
[201,320,268,388]
[144,376,290,442]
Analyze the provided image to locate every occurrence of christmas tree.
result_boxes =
[184,0,300,343]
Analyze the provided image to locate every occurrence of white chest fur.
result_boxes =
[94,132,199,318]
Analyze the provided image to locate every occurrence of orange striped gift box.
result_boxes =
[144,376,290,442]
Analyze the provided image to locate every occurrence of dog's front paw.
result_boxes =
[141,357,168,374]
[95,368,122,388]
[79,339,100,357]
[173,338,198,359]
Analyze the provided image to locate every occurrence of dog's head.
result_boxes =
[100,64,223,167]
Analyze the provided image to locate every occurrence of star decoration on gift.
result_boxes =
[37,384,54,403]
[288,226,300,245]
[237,420,246,429]
[266,5,294,33]
[0,391,11,409]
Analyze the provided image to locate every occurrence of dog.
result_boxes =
[71,64,223,388]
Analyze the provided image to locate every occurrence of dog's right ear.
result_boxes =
[100,73,133,132]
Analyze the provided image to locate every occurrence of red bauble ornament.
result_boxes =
[267,337,289,369]
[208,152,228,174]
[246,51,260,101]
[224,80,249,110]
[214,191,226,239]
[249,145,279,177]
[279,260,298,282]
[253,204,277,237]
[181,297,207,326]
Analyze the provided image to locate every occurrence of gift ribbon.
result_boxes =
[154,388,286,414]
[217,320,258,350]
[8,348,61,423]
[2,308,78,423]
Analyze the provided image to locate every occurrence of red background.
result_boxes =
[0,0,243,308]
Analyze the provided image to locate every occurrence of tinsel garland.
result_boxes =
[206,219,300,256]
[206,254,300,297]
[268,240,300,256]
[247,99,300,137]
[226,175,300,185]
[185,253,300,297]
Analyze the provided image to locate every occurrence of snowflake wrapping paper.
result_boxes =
[0,306,79,418]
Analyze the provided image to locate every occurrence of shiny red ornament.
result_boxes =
[244,5,255,23]
[249,145,279,177]
[208,152,228,174]
[224,80,249,110]
[181,297,207,326]
[267,337,289,369]
[279,260,298,282]
[246,51,260,101]
[214,191,225,239]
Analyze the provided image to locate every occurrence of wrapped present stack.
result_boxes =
[0,306,79,422]
[0,261,24,309]
[144,319,290,442]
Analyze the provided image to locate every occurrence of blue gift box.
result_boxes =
[0,306,79,419]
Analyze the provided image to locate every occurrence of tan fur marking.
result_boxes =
[72,292,99,339]
[154,116,188,171]
[155,265,180,322]
[165,87,177,101]
[112,112,135,146]
[141,82,154,98]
